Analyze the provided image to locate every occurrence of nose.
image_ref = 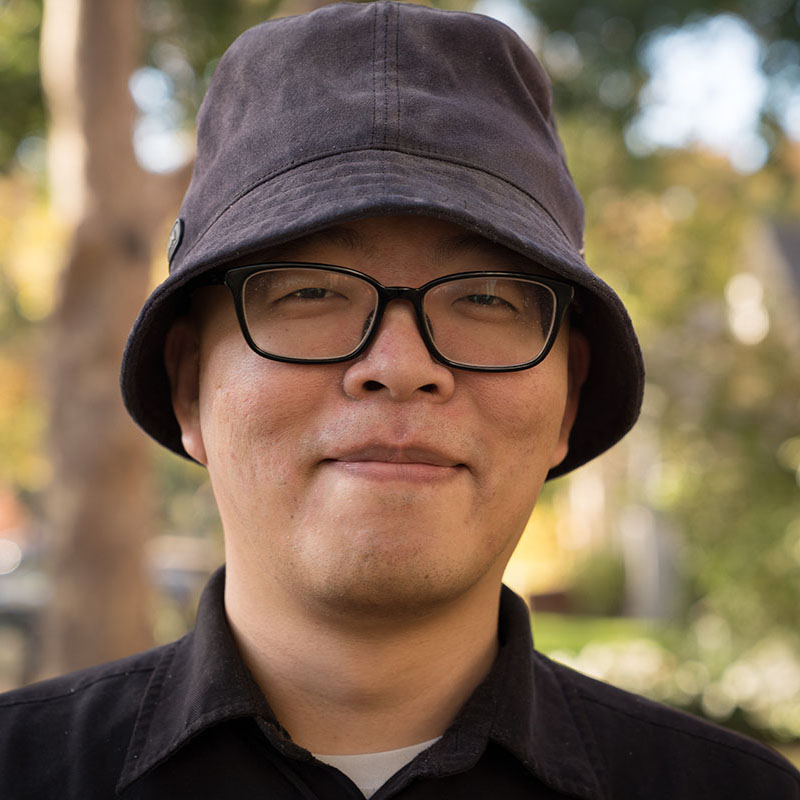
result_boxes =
[341,302,456,402]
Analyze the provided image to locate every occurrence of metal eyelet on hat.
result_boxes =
[167,218,184,264]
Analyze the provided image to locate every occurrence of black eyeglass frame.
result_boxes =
[203,262,575,372]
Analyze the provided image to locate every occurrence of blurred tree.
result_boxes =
[36,0,192,674]
[525,0,800,121]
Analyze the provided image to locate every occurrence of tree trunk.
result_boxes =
[38,0,188,675]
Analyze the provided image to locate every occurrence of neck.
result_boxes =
[224,564,503,755]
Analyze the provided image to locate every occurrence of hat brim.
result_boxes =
[121,149,644,478]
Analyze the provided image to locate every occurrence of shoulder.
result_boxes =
[536,651,800,798]
[0,642,167,720]
[0,643,175,799]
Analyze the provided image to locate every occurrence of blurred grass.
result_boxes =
[531,611,660,653]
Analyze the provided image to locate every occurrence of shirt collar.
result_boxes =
[489,588,604,797]
[118,567,602,797]
[118,568,272,791]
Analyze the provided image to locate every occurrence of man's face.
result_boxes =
[168,216,587,619]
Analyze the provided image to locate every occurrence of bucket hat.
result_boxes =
[121,0,645,478]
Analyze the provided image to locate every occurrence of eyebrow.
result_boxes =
[433,231,526,265]
[261,226,366,260]
[318,226,529,262]
[243,223,543,271]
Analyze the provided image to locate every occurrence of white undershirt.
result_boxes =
[314,737,441,798]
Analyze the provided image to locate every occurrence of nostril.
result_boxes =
[420,384,436,393]
[363,380,384,392]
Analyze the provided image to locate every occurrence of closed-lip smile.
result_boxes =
[323,444,467,480]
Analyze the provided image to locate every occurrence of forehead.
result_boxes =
[226,215,555,277]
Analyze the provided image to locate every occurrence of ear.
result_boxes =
[164,319,208,465]
[551,328,590,468]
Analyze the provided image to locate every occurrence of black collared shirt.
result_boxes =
[1,568,798,798]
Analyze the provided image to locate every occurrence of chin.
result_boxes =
[299,557,498,625]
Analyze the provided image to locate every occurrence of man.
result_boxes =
[1,2,798,798]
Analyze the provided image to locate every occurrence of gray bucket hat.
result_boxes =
[120,0,644,478]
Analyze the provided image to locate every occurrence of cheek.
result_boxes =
[479,368,567,441]
[198,359,328,539]
[469,359,569,482]
[198,344,323,481]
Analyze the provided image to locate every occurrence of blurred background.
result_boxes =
[1,0,799,761]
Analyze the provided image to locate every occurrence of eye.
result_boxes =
[461,293,515,309]
[453,292,519,317]
[286,286,339,301]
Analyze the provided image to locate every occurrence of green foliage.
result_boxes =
[138,0,319,129]
[532,611,651,652]
[525,0,800,151]
[0,0,293,171]
[0,175,51,492]
[0,0,44,171]
[154,446,221,543]
[568,549,627,616]
[529,0,799,40]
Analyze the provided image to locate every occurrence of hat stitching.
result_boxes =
[212,184,565,261]
[394,10,401,150]
[371,0,378,144]
[380,9,388,188]
[185,177,576,288]
[191,190,567,280]
[178,146,577,269]
[382,9,390,147]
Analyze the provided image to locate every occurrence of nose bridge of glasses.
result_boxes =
[381,285,422,302]
[373,285,428,333]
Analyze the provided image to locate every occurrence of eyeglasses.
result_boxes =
[205,263,574,372]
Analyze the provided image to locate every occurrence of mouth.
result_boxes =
[322,444,467,481]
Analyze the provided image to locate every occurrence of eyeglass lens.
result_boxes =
[241,267,557,368]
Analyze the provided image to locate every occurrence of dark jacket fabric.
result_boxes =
[1,568,798,799]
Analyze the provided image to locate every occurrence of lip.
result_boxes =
[322,444,467,481]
